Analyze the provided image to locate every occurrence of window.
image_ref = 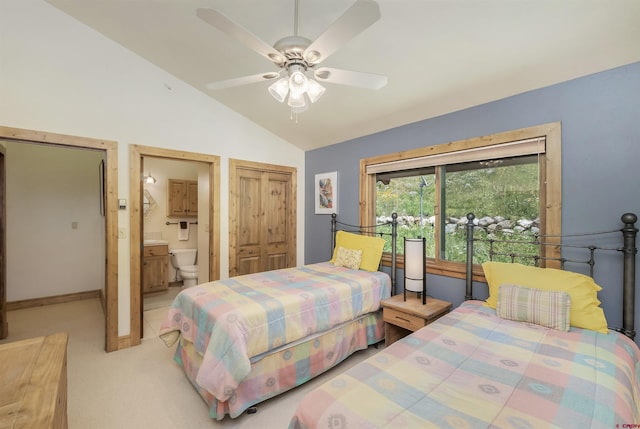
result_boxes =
[359,123,562,279]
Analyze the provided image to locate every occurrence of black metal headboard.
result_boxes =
[464,212,638,340]
[330,213,398,292]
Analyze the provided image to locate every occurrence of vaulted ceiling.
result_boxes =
[46,0,640,151]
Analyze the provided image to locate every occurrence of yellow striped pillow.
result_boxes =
[496,284,571,331]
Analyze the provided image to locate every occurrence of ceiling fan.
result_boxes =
[196,0,387,114]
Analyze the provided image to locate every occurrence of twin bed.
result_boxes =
[290,300,639,428]
[159,214,398,419]
[160,212,640,427]
[290,213,640,428]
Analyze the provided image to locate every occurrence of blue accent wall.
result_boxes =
[306,62,640,344]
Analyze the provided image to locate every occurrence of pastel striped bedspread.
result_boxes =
[175,313,385,419]
[290,300,640,429]
[159,262,391,401]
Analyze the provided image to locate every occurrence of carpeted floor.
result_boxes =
[1,298,379,428]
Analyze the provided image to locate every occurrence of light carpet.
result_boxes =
[1,298,379,428]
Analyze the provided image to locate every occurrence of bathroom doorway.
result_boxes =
[141,157,208,312]
[129,145,220,344]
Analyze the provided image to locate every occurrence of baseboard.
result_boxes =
[7,290,101,311]
[99,289,106,312]
[117,335,132,350]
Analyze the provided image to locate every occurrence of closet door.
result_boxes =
[235,168,263,275]
[264,171,292,271]
[230,159,296,277]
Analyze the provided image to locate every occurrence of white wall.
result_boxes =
[3,141,105,301]
[0,0,306,336]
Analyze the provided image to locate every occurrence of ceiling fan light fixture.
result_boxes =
[289,64,309,93]
[307,79,325,103]
[199,0,387,118]
[268,78,289,102]
[287,90,306,108]
[289,69,309,95]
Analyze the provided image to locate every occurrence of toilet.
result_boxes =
[169,248,198,287]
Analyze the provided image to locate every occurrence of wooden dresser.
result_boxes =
[0,332,68,428]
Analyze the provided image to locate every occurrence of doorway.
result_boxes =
[140,157,207,312]
[129,145,220,345]
[0,126,119,352]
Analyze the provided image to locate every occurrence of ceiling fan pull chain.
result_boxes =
[290,108,300,124]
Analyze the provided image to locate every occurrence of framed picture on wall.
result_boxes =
[315,171,338,214]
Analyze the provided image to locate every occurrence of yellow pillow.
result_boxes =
[482,262,608,334]
[330,231,385,272]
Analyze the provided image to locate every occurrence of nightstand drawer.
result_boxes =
[384,307,426,332]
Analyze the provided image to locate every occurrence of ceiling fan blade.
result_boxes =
[205,72,281,90]
[314,67,387,90]
[303,0,381,65]
[196,8,286,65]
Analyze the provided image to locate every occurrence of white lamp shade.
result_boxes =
[268,78,289,103]
[289,70,308,94]
[268,66,322,114]
[404,238,424,292]
[307,79,325,103]
[405,278,423,293]
[287,90,306,108]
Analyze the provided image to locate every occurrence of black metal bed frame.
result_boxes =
[465,212,638,340]
[330,213,398,292]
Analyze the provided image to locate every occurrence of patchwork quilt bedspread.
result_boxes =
[290,300,640,429]
[175,313,385,419]
[159,262,391,401]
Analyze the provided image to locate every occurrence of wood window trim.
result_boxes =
[361,122,562,280]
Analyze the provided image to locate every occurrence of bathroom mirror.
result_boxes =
[143,189,157,219]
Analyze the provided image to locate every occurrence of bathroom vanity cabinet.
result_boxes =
[168,179,198,217]
[143,244,168,294]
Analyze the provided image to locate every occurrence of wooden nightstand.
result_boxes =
[381,294,452,346]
